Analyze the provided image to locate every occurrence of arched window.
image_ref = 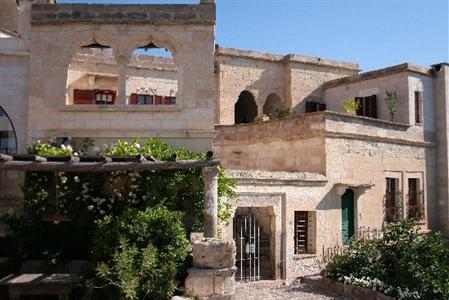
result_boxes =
[234,91,257,124]
[0,106,17,154]
[128,43,177,106]
[67,42,117,105]
[263,93,284,119]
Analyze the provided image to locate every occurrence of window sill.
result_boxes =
[293,254,317,260]
[58,104,181,112]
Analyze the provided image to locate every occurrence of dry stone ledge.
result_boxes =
[192,239,235,269]
[301,275,394,300]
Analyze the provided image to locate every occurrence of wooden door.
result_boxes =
[341,189,355,245]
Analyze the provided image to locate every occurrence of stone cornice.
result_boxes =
[323,63,433,89]
[216,47,359,71]
[31,3,216,25]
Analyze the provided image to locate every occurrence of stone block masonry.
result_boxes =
[31,3,216,25]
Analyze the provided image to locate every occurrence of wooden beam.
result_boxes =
[0,159,221,173]
[0,154,13,162]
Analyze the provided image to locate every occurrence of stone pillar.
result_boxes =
[18,0,32,48]
[115,54,129,105]
[203,166,219,238]
[185,239,237,299]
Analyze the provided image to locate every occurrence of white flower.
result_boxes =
[74,176,80,183]
[135,143,141,149]
[87,205,94,211]
[67,145,73,151]
[74,152,79,156]
[61,144,66,150]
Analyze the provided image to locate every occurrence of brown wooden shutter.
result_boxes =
[130,93,138,105]
[162,96,171,105]
[319,103,327,111]
[73,89,95,104]
[154,95,162,105]
[370,95,377,118]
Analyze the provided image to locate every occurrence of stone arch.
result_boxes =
[65,36,118,105]
[263,93,284,119]
[234,91,258,124]
[0,105,17,154]
[127,38,178,106]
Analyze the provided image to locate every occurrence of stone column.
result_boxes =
[115,54,129,105]
[18,0,32,49]
[203,166,220,238]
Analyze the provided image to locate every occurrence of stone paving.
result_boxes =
[234,280,352,300]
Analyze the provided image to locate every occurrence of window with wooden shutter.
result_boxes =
[306,101,326,113]
[130,93,138,105]
[355,95,377,118]
[415,91,422,124]
[294,211,316,255]
[154,95,163,105]
[73,89,95,104]
[94,90,116,105]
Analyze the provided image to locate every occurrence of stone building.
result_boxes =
[0,0,448,281]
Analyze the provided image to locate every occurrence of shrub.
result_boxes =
[274,106,294,120]
[341,98,360,115]
[384,91,398,122]
[86,206,189,300]
[323,220,449,299]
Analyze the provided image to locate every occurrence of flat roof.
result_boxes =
[323,63,433,89]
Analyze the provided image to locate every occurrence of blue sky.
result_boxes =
[58,0,449,72]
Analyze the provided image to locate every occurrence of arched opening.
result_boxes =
[0,106,17,154]
[66,41,117,105]
[128,43,178,105]
[341,189,355,245]
[234,91,257,124]
[263,93,284,119]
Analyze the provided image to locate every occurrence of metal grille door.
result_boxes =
[234,213,260,282]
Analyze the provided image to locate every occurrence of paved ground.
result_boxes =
[235,280,352,300]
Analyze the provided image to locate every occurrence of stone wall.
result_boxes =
[214,113,327,173]
[26,2,216,152]
[433,63,449,236]
[215,47,358,125]
[0,0,19,34]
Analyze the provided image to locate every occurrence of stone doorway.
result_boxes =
[233,207,274,281]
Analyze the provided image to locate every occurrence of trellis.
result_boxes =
[0,152,221,238]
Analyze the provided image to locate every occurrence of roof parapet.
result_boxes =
[323,63,433,89]
[216,47,359,71]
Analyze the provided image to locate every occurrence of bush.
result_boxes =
[323,220,449,299]
[3,138,236,298]
[86,206,189,300]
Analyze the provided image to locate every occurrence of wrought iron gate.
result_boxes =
[234,213,260,282]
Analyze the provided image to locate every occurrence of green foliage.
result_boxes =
[384,91,398,122]
[27,140,74,156]
[273,106,294,120]
[4,138,236,299]
[323,220,449,299]
[88,207,189,300]
[341,98,360,115]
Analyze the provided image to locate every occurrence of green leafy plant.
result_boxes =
[384,91,398,122]
[341,98,360,115]
[323,220,449,299]
[4,138,236,299]
[274,106,294,120]
[88,207,189,300]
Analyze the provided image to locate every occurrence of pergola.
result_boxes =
[0,153,221,238]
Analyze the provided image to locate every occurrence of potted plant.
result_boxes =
[384,91,398,122]
[341,98,360,115]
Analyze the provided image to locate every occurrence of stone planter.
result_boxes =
[192,239,235,269]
